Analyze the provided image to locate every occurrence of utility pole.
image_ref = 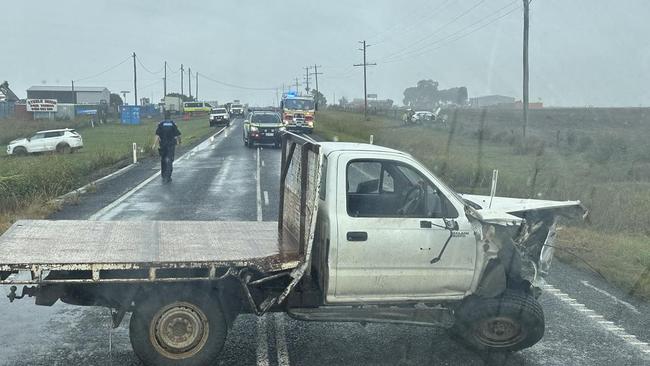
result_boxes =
[188,67,192,100]
[195,72,199,100]
[353,40,376,120]
[310,64,323,98]
[294,77,301,94]
[180,64,184,95]
[163,61,167,97]
[132,52,138,106]
[522,0,530,137]
[71,80,76,104]
[304,66,311,93]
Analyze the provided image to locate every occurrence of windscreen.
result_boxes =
[283,98,315,110]
[251,113,280,124]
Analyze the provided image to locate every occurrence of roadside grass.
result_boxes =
[316,109,650,300]
[0,115,214,230]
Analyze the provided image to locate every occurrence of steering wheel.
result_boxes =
[397,184,424,216]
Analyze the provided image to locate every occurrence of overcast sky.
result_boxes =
[3,0,649,107]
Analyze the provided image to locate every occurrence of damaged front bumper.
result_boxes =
[461,195,588,298]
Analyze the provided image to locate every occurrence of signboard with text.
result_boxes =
[26,99,58,112]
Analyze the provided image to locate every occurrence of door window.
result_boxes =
[346,160,458,218]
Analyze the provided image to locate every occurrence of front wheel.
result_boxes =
[451,290,544,353]
[129,287,228,366]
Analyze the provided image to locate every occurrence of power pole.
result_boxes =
[310,64,323,98]
[163,61,167,97]
[132,52,138,106]
[304,66,311,93]
[188,67,192,100]
[71,80,76,104]
[353,40,376,120]
[294,77,301,94]
[195,72,199,100]
[180,64,184,95]
[522,0,530,137]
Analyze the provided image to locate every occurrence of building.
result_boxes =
[26,86,110,104]
[469,95,515,108]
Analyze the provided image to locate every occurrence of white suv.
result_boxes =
[7,128,83,155]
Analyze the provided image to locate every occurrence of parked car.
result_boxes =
[242,111,285,148]
[413,111,435,122]
[6,128,83,155]
[209,107,230,127]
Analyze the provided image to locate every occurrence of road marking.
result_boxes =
[88,126,227,220]
[580,280,641,314]
[256,147,262,222]
[543,284,650,356]
[256,317,270,366]
[262,160,265,167]
[274,314,291,366]
[264,191,269,206]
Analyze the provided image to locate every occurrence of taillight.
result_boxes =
[284,114,293,121]
[305,115,313,122]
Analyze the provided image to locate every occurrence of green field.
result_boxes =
[316,108,650,300]
[0,115,214,232]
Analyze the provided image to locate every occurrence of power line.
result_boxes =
[382,2,521,64]
[369,0,455,46]
[135,55,164,75]
[74,55,131,82]
[378,0,488,62]
[198,72,280,90]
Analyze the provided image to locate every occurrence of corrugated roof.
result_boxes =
[27,86,108,92]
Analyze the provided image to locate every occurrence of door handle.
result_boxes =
[346,231,368,241]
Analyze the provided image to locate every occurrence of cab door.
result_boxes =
[331,153,477,303]
[27,133,46,152]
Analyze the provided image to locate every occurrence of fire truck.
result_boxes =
[280,93,315,134]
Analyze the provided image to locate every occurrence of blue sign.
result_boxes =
[121,105,141,125]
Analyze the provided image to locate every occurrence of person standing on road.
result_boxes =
[154,111,181,183]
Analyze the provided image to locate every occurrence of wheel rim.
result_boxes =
[474,316,526,347]
[149,301,210,359]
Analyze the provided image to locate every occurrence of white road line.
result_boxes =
[88,126,227,221]
[262,160,265,167]
[264,191,269,206]
[580,280,641,314]
[274,314,291,366]
[256,317,270,366]
[543,284,650,357]
[256,147,262,222]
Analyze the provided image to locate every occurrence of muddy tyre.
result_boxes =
[452,290,544,352]
[13,146,27,156]
[56,143,71,154]
[129,287,227,366]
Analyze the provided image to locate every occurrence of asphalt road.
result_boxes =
[1,117,648,365]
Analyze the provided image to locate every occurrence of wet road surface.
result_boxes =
[1,118,648,365]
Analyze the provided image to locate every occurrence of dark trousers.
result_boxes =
[159,144,176,179]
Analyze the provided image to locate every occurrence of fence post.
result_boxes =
[132,143,138,164]
[369,134,374,144]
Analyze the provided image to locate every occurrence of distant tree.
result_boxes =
[403,80,467,108]
[339,96,349,107]
[166,93,194,102]
[109,93,123,106]
[311,90,327,108]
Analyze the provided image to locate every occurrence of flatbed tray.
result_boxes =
[0,220,301,283]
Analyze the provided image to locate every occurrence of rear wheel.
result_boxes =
[56,143,71,154]
[451,290,544,352]
[129,287,228,366]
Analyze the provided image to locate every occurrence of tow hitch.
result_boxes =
[7,285,37,302]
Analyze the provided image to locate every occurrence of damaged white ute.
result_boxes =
[0,138,587,365]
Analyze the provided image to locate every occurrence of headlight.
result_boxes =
[250,126,258,132]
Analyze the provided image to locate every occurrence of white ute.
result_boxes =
[0,134,586,365]
[7,128,83,155]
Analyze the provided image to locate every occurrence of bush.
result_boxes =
[576,135,593,152]
[512,136,545,156]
